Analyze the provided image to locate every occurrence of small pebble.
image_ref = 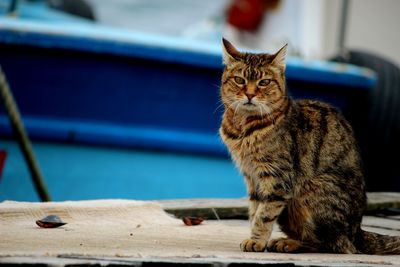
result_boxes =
[36,215,67,228]
[182,217,204,226]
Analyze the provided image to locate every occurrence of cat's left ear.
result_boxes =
[222,38,241,65]
[271,44,288,71]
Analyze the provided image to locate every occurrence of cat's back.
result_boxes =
[294,99,344,126]
[290,99,362,177]
[293,98,353,139]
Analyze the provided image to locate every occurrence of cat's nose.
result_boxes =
[245,93,256,101]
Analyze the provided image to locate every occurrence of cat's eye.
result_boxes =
[233,76,246,85]
[258,79,271,87]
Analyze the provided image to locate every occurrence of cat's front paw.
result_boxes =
[240,239,266,252]
[267,238,302,253]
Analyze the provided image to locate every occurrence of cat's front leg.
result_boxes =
[244,174,258,223]
[241,199,286,252]
[248,199,258,223]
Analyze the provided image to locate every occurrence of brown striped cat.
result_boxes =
[219,38,400,254]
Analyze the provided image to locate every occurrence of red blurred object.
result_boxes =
[0,150,6,178]
[227,0,266,32]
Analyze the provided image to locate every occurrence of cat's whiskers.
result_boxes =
[214,99,225,114]
[258,105,265,125]
[230,100,241,125]
[260,102,273,125]
[211,83,221,89]
[234,103,243,125]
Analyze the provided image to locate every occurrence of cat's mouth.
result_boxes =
[244,102,255,106]
[243,101,257,109]
[241,101,259,111]
[234,99,260,112]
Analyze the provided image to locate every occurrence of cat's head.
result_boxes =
[221,38,288,117]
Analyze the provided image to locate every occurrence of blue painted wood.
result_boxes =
[0,5,377,156]
[0,17,376,88]
[0,140,245,201]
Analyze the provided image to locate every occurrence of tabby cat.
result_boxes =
[219,38,400,254]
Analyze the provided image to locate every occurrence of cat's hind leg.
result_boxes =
[321,235,358,254]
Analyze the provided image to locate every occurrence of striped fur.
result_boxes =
[219,39,400,254]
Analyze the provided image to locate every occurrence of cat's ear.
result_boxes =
[222,38,241,65]
[271,44,288,71]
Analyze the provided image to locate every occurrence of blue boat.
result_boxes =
[0,1,376,201]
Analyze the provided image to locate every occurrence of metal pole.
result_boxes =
[338,0,350,58]
[0,67,51,202]
[8,0,18,14]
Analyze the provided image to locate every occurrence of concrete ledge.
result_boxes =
[160,192,400,219]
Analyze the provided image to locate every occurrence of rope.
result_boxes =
[0,67,51,202]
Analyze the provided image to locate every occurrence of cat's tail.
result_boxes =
[356,229,400,254]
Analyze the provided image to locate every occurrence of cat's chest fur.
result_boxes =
[223,126,280,180]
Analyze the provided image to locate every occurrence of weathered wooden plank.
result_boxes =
[367,192,400,210]
[362,216,400,232]
[2,199,400,267]
[159,198,249,219]
[2,248,400,267]
[159,192,400,219]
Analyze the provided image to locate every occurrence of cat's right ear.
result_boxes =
[271,44,288,71]
[222,38,241,65]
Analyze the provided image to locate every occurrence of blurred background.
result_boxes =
[0,0,399,202]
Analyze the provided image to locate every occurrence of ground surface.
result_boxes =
[1,198,400,266]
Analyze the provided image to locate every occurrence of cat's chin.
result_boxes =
[242,104,257,110]
[239,103,263,115]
